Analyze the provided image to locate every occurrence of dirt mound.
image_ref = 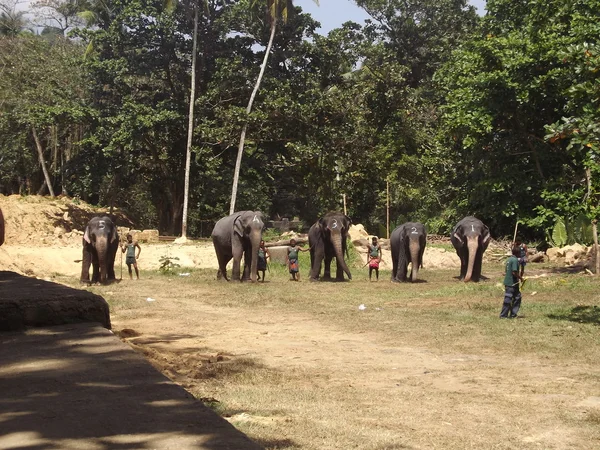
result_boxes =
[0,194,134,246]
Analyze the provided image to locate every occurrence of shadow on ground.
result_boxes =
[0,323,262,449]
[548,305,600,325]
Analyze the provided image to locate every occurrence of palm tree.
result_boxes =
[229,0,306,215]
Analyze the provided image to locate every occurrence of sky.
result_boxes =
[295,0,487,35]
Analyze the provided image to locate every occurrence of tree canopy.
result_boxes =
[0,0,599,241]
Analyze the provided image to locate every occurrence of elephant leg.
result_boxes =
[391,251,398,281]
[459,251,467,279]
[242,245,252,281]
[214,250,231,281]
[80,247,92,284]
[310,246,324,281]
[335,259,344,281]
[473,249,483,282]
[323,254,333,280]
[91,253,100,284]
[107,244,117,281]
[231,242,243,281]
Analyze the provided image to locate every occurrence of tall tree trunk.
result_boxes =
[585,167,599,275]
[32,125,55,198]
[181,3,199,239]
[230,22,277,215]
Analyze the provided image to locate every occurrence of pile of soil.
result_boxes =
[0,195,134,246]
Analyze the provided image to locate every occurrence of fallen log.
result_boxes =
[265,238,309,247]
[529,252,545,263]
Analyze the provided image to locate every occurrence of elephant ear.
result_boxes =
[344,215,352,230]
[83,226,91,244]
[110,225,118,244]
[318,216,327,231]
[482,225,491,248]
[233,214,245,237]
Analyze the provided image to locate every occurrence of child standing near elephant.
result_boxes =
[121,234,141,280]
[257,240,270,282]
[367,236,382,281]
[287,238,309,281]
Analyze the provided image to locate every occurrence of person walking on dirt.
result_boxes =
[500,246,523,319]
[514,238,528,277]
[287,238,309,281]
[122,234,141,280]
[367,236,382,281]
[257,240,270,282]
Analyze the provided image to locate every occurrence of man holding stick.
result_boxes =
[500,246,523,319]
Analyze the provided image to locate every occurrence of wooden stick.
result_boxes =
[512,219,519,247]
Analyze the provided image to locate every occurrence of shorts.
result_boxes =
[289,259,299,273]
[369,257,379,268]
[518,257,527,267]
[126,256,136,265]
[257,258,267,271]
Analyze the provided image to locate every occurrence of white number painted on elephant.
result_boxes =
[471,224,475,232]
[98,220,106,229]
[331,219,338,229]
[411,226,418,234]
[253,215,259,223]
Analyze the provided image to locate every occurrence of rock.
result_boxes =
[267,245,290,265]
[280,231,299,239]
[353,238,369,247]
[142,229,160,243]
[53,226,65,238]
[348,224,369,242]
[546,247,564,261]
[173,236,187,245]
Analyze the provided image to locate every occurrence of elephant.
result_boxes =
[308,212,352,281]
[211,211,264,282]
[390,222,427,282]
[80,216,119,284]
[451,216,491,282]
[0,207,4,247]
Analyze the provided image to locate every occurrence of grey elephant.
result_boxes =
[390,222,427,282]
[308,212,352,281]
[80,216,119,284]
[0,207,4,247]
[211,211,264,282]
[451,216,491,282]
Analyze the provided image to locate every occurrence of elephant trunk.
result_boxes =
[331,232,352,280]
[409,238,420,282]
[96,236,108,284]
[464,236,479,282]
[249,229,261,283]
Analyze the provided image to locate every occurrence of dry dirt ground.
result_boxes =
[2,195,600,449]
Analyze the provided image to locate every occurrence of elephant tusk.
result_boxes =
[453,232,463,244]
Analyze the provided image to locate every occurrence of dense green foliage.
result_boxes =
[0,0,598,240]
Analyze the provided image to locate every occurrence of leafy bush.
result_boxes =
[159,255,180,274]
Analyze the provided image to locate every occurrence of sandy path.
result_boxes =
[0,243,220,278]
[114,302,598,449]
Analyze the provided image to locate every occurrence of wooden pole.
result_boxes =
[512,219,519,247]
[342,194,347,216]
[593,220,599,275]
[586,168,599,275]
[386,179,390,239]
